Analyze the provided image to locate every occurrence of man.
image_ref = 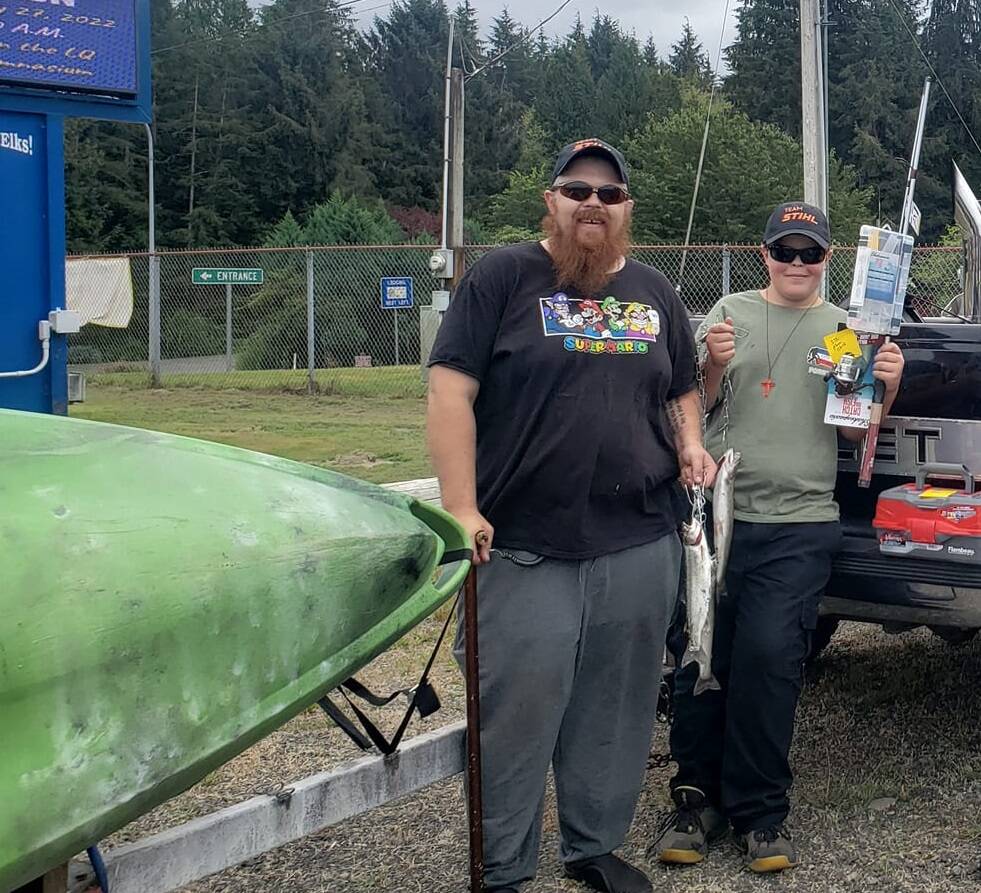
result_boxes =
[427,138,716,893]
[652,202,905,872]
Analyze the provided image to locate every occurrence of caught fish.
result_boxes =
[712,449,742,594]
[681,510,721,696]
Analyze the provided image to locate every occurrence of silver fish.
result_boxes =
[681,514,721,696]
[712,449,742,594]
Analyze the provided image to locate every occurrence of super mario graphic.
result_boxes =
[539,294,660,355]
[579,300,612,338]
[600,296,628,334]
[625,302,660,338]
[542,294,584,332]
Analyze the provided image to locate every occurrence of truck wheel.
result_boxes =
[807,617,840,663]
[929,626,979,646]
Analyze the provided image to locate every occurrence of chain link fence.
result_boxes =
[68,243,965,396]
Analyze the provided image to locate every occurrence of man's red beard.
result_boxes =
[542,209,632,296]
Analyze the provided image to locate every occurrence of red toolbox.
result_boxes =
[873,464,981,564]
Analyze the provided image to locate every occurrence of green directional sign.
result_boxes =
[192,268,264,286]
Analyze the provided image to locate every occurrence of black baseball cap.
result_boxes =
[552,138,630,188]
[763,201,831,248]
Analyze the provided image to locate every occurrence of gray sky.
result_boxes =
[249,1,739,62]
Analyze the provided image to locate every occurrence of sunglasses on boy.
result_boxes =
[553,181,631,205]
[767,242,828,265]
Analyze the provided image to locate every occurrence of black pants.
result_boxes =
[669,519,841,833]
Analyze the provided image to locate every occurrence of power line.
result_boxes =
[153,0,380,56]
[465,0,575,81]
[882,0,981,158]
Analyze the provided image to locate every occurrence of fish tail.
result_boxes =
[693,673,722,696]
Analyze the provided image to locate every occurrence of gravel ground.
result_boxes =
[103,618,981,893]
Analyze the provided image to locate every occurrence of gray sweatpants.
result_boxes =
[454,534,681,888]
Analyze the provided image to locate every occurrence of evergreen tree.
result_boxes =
[669,19,713,88]
[625,91,872,243]
[536,23,597,147]
[921,0,981,226]
[724,0,801,137]
[486,9,537,106]
[367,0,451,208]
[242,0,380,228]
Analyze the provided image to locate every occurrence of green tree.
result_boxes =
[482,110,550,237]
[65,121,148,253]
[724,0,946,235]
[535,23,597,147]
[669,19,713,88]
[367,0,451,208]
[920,0,981,229]
[241,0,381,229]
[724,0,801,137]
[486,9,537,105]
[240,196,407,369]
[625,91,871,243]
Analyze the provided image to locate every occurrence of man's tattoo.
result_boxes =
[666,398,685,434]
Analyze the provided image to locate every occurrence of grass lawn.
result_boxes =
[70,369,432,484]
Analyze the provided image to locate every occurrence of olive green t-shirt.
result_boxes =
[695,290,847,523]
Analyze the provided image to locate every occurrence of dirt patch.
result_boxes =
[330,451,395,469]
[102,621,981,892]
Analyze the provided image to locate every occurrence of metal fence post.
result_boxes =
[721,244,731,297]
[306,250,315,395]
[225,284,233,372]
[149,253,161,387]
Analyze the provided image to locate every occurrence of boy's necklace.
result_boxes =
[761,287,821,398]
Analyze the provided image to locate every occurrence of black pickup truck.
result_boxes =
[826,321,981,646]
[820,167,981,650]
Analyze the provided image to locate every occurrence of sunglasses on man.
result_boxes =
[553,181,631,205]
[767,243,828,265]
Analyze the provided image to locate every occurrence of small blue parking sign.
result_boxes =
[380,277,414,309]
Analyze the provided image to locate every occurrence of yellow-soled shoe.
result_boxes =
[736,824,799,873]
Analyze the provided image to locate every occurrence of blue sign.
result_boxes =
[0,0,149,124]
[0,1,138,96]
[380,277,414,310]
[0,109,67,413]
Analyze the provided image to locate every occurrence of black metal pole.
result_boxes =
[463,565,485,892]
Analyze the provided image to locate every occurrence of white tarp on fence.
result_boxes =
[67,257,134,328]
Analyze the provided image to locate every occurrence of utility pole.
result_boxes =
[423,21,466,378]
[448,68,466,292]
[800,0,828,214]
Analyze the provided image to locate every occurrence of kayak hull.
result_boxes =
[0,410,468,890]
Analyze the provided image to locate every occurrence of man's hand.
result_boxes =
[704,317,736,369]
[873,341,904,394]
[678,444,718,489]
[445,505,495,565]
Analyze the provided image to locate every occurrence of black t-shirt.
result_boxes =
[429,241,697,559]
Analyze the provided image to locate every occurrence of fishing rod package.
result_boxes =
[806,225,915,429]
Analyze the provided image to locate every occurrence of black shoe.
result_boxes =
[485,888,520,892]
[735,823,799,873]
[649,785,729,864]
[565,853,652,893]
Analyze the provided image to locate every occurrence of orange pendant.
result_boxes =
[761,378,775,398]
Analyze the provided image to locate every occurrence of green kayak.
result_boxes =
[0,409,468,891]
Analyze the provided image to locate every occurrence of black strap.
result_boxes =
[316,696,375,751]
[341,677,410,708]
[318,592,459,755]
